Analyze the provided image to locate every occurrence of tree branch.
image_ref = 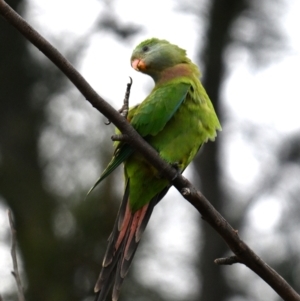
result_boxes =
[0,1,299,300]
[8,210,26,301]
[214,255,240,265]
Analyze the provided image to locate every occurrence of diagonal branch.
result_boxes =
[0,1,299,301]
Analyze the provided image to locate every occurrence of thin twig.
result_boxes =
[105,77,132,125]
[215,255,240,265]
[111,134,130,142]
[118,76,132,118]
[0,2,299,301]
[7,210,26,301]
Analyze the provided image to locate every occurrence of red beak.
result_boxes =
[131,59,146,71]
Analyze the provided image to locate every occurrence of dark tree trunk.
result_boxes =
[194,1,248,300]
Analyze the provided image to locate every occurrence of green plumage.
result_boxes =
[93,38,221,301]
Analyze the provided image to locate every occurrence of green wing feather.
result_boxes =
[86,105,141,197]
[130,82,190,136]
[87,144,133,196]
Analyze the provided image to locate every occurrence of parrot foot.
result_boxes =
[105,77,133,125]
[170,162,182,181]
[168,162,183,182]
[156,162,181,180]
[171,162,181,171]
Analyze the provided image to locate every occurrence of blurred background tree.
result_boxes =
[1,0,300,301]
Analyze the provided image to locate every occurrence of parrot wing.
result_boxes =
[131,82,190,136]
[87,144,134,196]
[88,82,189,196]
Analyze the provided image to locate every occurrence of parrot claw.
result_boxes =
[156,162,181,180]
[171,162,181,170]
[170,162,182,181]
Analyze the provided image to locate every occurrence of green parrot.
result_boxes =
[93,38,221,301]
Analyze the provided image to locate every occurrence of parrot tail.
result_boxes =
[94,181,169,301]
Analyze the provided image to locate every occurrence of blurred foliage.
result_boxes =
[1,0,299,301]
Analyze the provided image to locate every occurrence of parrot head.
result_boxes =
[130,38,191,80]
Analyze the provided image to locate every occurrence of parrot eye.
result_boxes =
[142,45,150,52]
